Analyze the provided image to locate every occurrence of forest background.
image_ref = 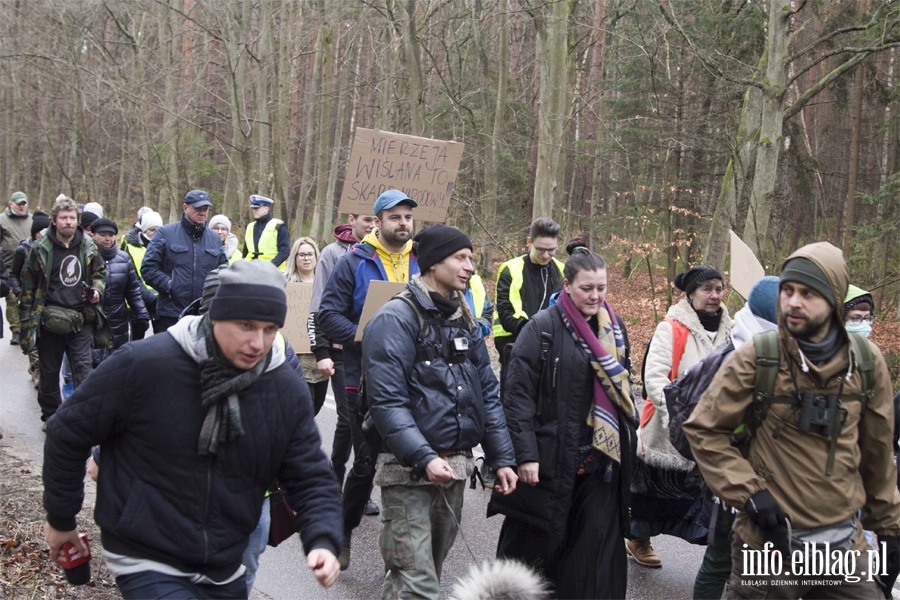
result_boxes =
[1,0,898,358]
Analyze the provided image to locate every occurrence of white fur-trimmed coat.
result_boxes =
[637,297,732,471]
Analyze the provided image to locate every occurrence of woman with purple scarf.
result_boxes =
[487,248,637,599]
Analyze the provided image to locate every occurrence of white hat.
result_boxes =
[209,214,233,232]
[84,202,104,217]
[140,211,163,231]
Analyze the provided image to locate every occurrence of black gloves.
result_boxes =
[744,490,787,530]
[879,535,900,599]
[132,319,150,337]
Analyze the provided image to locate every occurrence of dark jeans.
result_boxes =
[329,359,351,486]
[116,571,247,599]
[342,388,377,531]
[37,324,93,421]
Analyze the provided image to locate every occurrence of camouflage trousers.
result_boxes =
[379,480,465,600]
[5,288,19,333]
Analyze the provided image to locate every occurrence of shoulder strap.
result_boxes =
[848,332,875,407]
[664,317,690,380]
[395,290,428,342]
[752,330,780,403]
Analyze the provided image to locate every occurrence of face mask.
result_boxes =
[845,320,872,338]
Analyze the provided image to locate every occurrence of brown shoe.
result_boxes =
[626,538,662,568]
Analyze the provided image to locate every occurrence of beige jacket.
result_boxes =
[638,296,731,471]
[684,242,900,548]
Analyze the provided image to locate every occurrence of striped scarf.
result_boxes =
[557,290,635,464]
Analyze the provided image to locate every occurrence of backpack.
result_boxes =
[638,317,689,428]
[664,339,736,461]
[728,330,875,476]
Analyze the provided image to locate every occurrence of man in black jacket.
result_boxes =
[43,260,342,599]
[363,225,518,599]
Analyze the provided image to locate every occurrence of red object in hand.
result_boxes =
[57,533,91,585]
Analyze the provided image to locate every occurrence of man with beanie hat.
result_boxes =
[242,194,290,270]
[318,188,420,569]
[685,242,900,599]
[1,191,33,344]
[43,259,343,598]
[362,225,517,599]
[142,190,227,332]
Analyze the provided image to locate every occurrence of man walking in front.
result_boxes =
[363,224,518,599]
[19,195,105,426]
[684,242,900,599]
[142,190,226,332]
[242,194,290,270]
[317,189,419,569]
[43,260,342,599]
[1,191,33,345]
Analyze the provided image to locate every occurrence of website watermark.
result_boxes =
[741,541,888,584]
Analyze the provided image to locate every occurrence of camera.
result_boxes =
[797,391,842,436]
[451,337,469,353]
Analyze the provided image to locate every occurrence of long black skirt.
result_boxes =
[497,467,627,599]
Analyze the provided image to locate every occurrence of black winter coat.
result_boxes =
[99,248,149,348]
[362,283,516,472]
[43,331,342,580]
[488,305,636,538]
[10,238,30,296]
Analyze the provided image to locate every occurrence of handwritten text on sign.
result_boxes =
[282,282,313,354]
[339,128,464,223]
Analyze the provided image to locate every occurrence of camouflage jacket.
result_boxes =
[19,227,106,348]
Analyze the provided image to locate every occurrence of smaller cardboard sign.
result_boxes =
[282,282,314,353]
[729,230,766,300]
[354,281,408,342]
[338,128,464,223]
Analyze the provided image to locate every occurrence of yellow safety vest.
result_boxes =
[245,218,285,270]
[492,255,564,338]
[125,243,153,291]
[470,272,487,319]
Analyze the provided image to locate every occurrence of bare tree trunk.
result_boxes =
[399,0,425,135]
[843,65,864,253]
[310,0,336,242]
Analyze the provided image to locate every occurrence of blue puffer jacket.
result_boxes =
[141,215,226,319]
[317,241,419,388]
[43,327,342,580]
[99,248,149,348]
[362,282,516,472]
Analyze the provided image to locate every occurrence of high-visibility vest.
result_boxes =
[492,255,564,338]
[469,272,487,319]
[124,242,153,291]
[245,218,285,270]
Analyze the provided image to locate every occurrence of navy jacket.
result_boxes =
[43,329,342,580]
[317,241,419,388]
[141,215,226,319]
[99,248,149,348]
[362,283,515,472]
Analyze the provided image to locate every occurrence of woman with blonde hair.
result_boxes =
[286,237,329,413]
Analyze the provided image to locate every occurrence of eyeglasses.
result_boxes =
[532,245,558,256]
[296,253,315,259]
[846,314,875,325]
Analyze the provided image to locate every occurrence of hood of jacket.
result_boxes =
[361,230,413,283]
[167,315,285,372]
[777,241,849,339]
[123,225,143,247]
[333,223,356,244]
[731,304,778,350]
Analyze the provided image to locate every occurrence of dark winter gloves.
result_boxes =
[745,490,787,530]
[879,535,900,599]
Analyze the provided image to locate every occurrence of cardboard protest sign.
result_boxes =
[354,280,408,342]
[339,128,464,223]
[729,230,766,300]
[282,282,314,353]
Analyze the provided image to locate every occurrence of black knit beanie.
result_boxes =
[780,257,835,309]
[31,212,50,239]
[208,260,287,327]
[413,225,473,273]
[674,265,723,296]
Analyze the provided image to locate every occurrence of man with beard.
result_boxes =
[19,196,105,426]
[317,189,419,570]
[0,191,33,345]
[684,242,900,599]
[142,190,227,332]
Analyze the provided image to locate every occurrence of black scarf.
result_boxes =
[98,244,118,262]
[181,213,207,239]
[196,316,272,456]
[696,308,723,333]
[429,291,460,319]
[796,322,842,366]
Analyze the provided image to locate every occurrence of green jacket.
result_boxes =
[19,227,106,348]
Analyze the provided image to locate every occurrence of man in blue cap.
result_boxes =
[318,188,419,570]
[142,190,227,332]
[242,194,290,270]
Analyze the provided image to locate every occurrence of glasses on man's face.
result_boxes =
[297,253,315,259]
[847,314,875,325]
[532,245,557,256]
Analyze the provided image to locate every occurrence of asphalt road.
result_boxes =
[1,297,708,599]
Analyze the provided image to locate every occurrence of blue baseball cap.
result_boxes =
[373,189,417,216]
[184,190,212,207]
[249,194,274,207]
